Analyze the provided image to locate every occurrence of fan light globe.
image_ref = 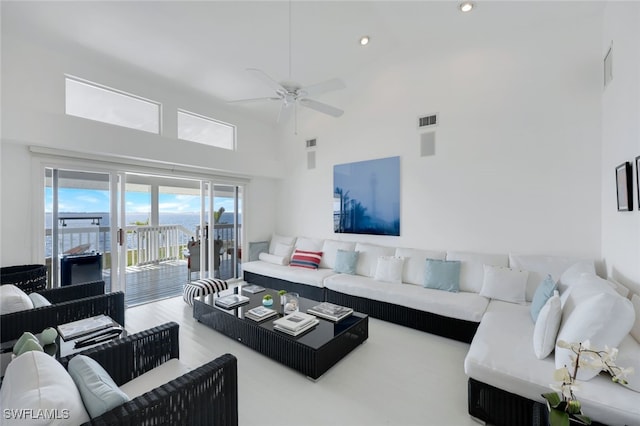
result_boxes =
[459,2,474,12]
[359,36,370,46]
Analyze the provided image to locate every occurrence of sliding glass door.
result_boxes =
[45,165,244,305]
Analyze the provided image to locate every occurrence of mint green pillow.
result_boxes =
[424,259,461,293]
[530,274,557,322]
[68,355,130,418]
[28,292,51,308]
[334,250,359,275]
[13,332,42,356]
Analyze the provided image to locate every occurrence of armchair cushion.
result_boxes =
[0,284,34,314]
[0,351,90,425]
[119,358,191,399]
[68,355,130,418]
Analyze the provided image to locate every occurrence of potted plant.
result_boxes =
[542,340,632,426]
[262,294,273,307]
[278,290,287,304]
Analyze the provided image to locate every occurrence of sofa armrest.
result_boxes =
[37,280,105,304]
[82,353,238,426]
[0,291,125,342]
[248,241,269,262]
[59,322,180,386]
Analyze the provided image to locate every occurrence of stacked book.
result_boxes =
[273,312,319,336]
[57,314,117,341]
[245,306,278,322]
[241,284,265,294]
[307,302,353,322]
[214,294,250,309]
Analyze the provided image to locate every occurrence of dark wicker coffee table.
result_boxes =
[193,285,368,379]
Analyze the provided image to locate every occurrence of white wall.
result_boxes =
[276,5,604,259]
[601,2,640,293]
[0,32,281,266]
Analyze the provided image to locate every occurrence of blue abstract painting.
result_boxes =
[333,156,400,236]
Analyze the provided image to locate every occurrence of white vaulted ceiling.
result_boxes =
[1,1,604,122]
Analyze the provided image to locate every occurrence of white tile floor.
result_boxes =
[125,296,480,426]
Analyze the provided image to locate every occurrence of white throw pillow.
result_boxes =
[395,247,446,286]
[555,292,635,381]
[319,240,356,269]
[0,284,34,314]
[268,234,296,255]
[294,237,324,253]
[479,265,528,304]
[508,254,592,302]
[447,251,509,293]
[533,291,561,359]
[558,260,597,291]
[273,242,294,258]
[631,294,640,344]
[258,252,289,266]
[373,256,405,284]
[354,243,395,278]
[0,351,90,425]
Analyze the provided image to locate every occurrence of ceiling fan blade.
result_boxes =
[228,96,280,104]
[300,78,345,97]
[277,102,294,123]
[299,98,344,117]
[246,68,286,93]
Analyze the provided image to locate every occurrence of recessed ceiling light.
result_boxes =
[459,2,474,12]
[359,36,370,46]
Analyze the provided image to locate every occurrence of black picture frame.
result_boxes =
[616,162,633,211]
[636,156,640,211]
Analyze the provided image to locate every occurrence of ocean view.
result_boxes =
[45,212,240,257]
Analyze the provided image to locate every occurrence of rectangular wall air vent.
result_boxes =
[306,138,317,148]
[418,113,438,129]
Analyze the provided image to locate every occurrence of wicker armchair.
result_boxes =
[58,322,239,426]
[0,264,47,293]
[1,281,125,342]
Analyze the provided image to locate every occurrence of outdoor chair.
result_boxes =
[57,322,239,425]
[1,280,125,342]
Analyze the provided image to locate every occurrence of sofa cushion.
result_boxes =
[558,260,597,291]
[0,350,90,425]
[119,359,191,399]
[559,273,618,326]
[631,294,640,344]
[555,291,635,381]
[615,335,640,392]
[446,251,508,293]
[243,260,335,288]
[530,275,557,322]
[324,273,488,323]
[424,259,461,293]
[290,249,322,269]
[354,243,396,277]
[293,237,324,253]
[395,248,446,286]
[465,304,640,426]
[68,355,130,418]
[319,240,356,269]
[268,234,296,255]
[479,265,528,304]
[532,291,561,359]
[258,252,289,266]
[508,254,593,301]
[273,242,294,258]
[373,256,404,284]
[0,284,34,314]
[334,249,358,275]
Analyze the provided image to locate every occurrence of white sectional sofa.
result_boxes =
[242,235,640,426]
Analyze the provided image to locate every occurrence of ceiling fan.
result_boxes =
[228,1,345,125]
[229,69,345,123]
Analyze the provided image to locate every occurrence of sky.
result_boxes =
[45,188,238,214]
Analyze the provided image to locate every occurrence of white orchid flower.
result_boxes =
[556,340,571,349]
[553,367,571,383]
